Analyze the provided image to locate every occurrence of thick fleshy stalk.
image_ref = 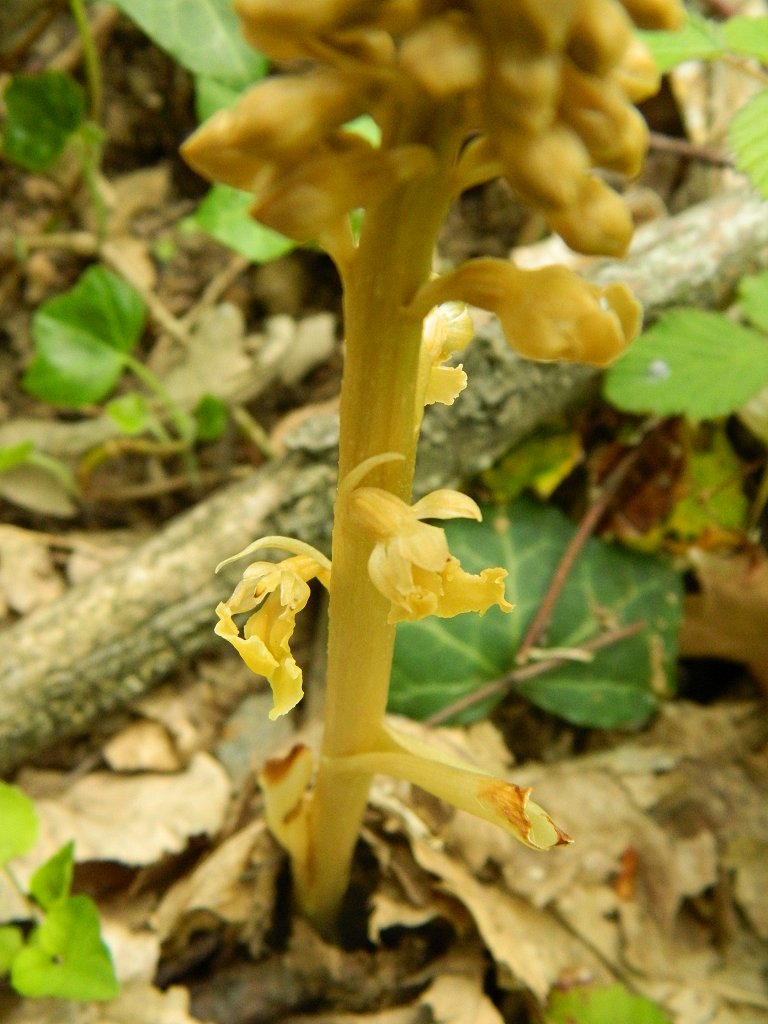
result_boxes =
[295,116,462,933]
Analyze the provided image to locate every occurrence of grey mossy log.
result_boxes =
[1,190,767,773]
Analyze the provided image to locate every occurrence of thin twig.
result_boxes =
[425,619,646,726]
[647,132,733,168]
[48,4,119,77]
[68,0,103,123]
[181,253,251,330]
[515,434,652,665]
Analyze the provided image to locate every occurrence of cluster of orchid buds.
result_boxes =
[183,0,683,933]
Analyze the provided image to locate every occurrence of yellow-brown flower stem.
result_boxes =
[295,132,458,935]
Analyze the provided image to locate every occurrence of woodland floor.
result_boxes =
[1,5,768,1024]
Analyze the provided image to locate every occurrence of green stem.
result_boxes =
[69,0,103,123]
[295,131,458,934]
[121,353,200,484]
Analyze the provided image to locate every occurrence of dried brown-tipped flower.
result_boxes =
[183,0,684,253]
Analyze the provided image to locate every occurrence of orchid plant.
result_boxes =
[182,0,683,935]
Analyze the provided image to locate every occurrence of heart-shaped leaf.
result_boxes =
[11,895,118,1001]
[390,498,681,728]
[24,266,145,407]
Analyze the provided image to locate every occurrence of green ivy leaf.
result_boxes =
[11,895,119,1002]
[738,271,768,334]
[29,842,75,912]
[547,983,672,1024]
[1,71,85,171]
[188,184,295,262]
[194,394,229,441]
[105,392,151,436]
[24,266,146,407]
[109,0,266,86]
[637,14,722,73]
[729,91,768,201]
[0,781,39,867]
[603,309,768,420]
[0,925,24,975]
[389,498,681,729]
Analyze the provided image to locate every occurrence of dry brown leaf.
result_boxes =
[419,955,505,1024]
[102,237,157,294]
[0,983,211,1024]
[363,702,767,1021]
[680,550,768,689]
[15,752,230,874]
[151,820,280,956]
[106,166,172,237]
[0,527,65,615]
[281,1009,422,1024]
[159,304,252,405]
[103,720,183,773]
[135,659,256,760]
[100,918,161,986]
[0,463,78,518]
[408,837,608,1000]
[723,836,768,940]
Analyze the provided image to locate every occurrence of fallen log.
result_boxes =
[1,190,767,773]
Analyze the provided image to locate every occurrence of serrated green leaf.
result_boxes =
[105,392,151,435]
[194,394,229,441]
[2,71,85,171]
[390,498,681,728]
[603,308,768,420]
[0,925,24,974]
[189,184,295,262]
[29,841,75,911]
[738,270,768,334]
[547,983,672,1024]
[11,895,119,1001]
[721,15,768,63]
[729,91,768,201]
[637,14,722,73]
[0,441,35,473]
[24,266,146,407]
[0,781,39,867]
[110,0,266,86]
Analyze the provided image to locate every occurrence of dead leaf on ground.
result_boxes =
[151,820,280,958]
[680,549,768,690]
[0,526,65,615]
[103,719,183,773]
[364,702,768,1023]
[14,751,230,874]
[158,303,252,406]
[1,982,212,1024]
[0,463,78,518]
